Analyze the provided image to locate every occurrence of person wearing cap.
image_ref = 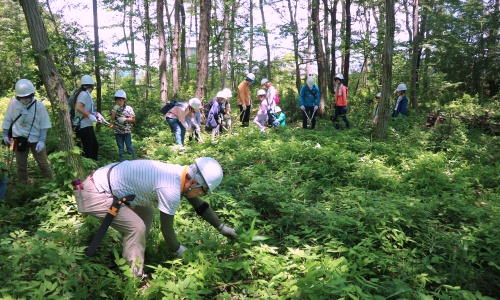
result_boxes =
[74,157,237,278]
[110,90,136,161]
[2,79,53,185]
[331,73,351,129]
[392,84,408,118]
[165,98,201,152]
[275,106,286,127]
[373,92,381,124]
[73,74,99,160]
[238,73,255,127]
[298,76,320,129]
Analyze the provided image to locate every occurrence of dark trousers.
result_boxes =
[239,104,252,125]
[302,106,317,129]
[332,106,350,129]
[79,126,99,160]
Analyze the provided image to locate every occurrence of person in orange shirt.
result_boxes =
[331,73,351,129]
[237,73,255,127]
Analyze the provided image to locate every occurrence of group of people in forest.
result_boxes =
[1,74,409,289]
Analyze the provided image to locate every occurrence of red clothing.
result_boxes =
[334,85,348,106]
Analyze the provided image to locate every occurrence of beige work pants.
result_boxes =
[15,142,53,184]
[75,176,154,277]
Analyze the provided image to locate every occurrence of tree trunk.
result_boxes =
[343,0,351,86]
[410,0,420,111]
[180,0,187,85]
[172,0,181,98]
[323,0,331,89]
[329,0,338,93]
[157,0,168,103]
[92,0,102,114]
[249,0,254,73]
[195,0,211,99]
[375,0,395,141]
[19,0,84,178]
[143,0,151,102]
[287,0,301,92]
[220,2,231,88]
[312,0,327,113]
[129,0,137,85]
[259,0,272,80]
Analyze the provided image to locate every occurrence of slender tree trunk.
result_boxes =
[259,0,272,80]
[129,0,137,85]
[323,0,331,88]
[19,0,84,178]
[306,0,313,79]
[143,0,151,102]
[343,0,351,86]
[329,0,338,94]
[180,0,187,84]
[172,0,181,98]
[220,1,231,88]
[287,0,301,91]
[312,0,327,113]
[375,0,395,141]
[230,4,237,90]
[157,0,168,103]
[410,0,420,111]
[92,0,102,113]
[195,0,211,99]
[249,0,254,73]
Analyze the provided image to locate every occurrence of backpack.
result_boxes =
[160,100,182,115]
[274,90,280,104]
[68,88,78,120]
[203,99,215,119]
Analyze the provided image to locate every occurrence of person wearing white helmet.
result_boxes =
[261,78,278,127]
[237,73,254,127]
[205,91,227,135]
[275,106,287,126]
[110,90,136,161]
[298,76,320,129]
[253,89,269,133]
[1,79,54,185]
[373,92,381,124]
[392,83,408,117]
[73,74,100,160]
[331,73,351,129]
[74,157,236,278]
[165,97,201,152]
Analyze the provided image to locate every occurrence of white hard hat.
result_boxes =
[195,157,223,192]
[257,89,266,96]
[396,83,407,91]
[306,76,315,87]
[376,92,381,98]
[216,91,226,99]
[334,73,344,80]
[188,97,201,111]
[81,75,95,86]
[275,106,282,113]
[114,90,127,98]
[222,88,232,98]
[246,73,255,82]
[15,79,36,97]
[261,78,269,85]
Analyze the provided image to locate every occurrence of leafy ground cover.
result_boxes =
[0,95,499,299]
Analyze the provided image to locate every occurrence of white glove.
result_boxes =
[300,105,305,110]
[88,114,97,123]
[243,105,247,111]
[3,136,11,146]
[314,106,318,111]
[219,224,237,237]
[35,141,45,153]
[175,244,187,257]
[117,117,126,123]
[112,105,121,112]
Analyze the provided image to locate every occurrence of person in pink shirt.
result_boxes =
[331,73,351,129]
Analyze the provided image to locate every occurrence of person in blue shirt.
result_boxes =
[392,83,408,117]
[298,76,320,129]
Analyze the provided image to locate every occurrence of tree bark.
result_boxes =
[410,0,420,111]
[375,0,395,141]
[92,0,102,114]
[249,0,254,73]
[287,0,302,92]
[343,0,351,86]
[157,0,168,103]
[19,0,84,178]
[259,0,272,80]
[129,0,137,85]
[220,1,231,88]
[172,0,181,98]
[195,0,211,99]
[312,0,327,113]
[329,0,338,93]
[143,0,151,102]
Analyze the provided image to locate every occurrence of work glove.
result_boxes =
[300,105,305,111]
[175,244,187,257]
[218,223,237,237]
[117,116,126,123]
[87,114,97,123]
[35,141,45,153]
[112,105,121,112]
[242,105,247,111]
[3,136,11,146]
[314,106,318,111]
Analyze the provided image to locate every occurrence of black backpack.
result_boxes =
[203,99,216,119]
[160,100,182,115]
[68,88,78,120]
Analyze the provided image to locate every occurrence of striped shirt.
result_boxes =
[92,160,188,215]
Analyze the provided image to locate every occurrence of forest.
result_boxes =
[0,0,499,298]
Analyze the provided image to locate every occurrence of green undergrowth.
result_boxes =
[0,105,499,299]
